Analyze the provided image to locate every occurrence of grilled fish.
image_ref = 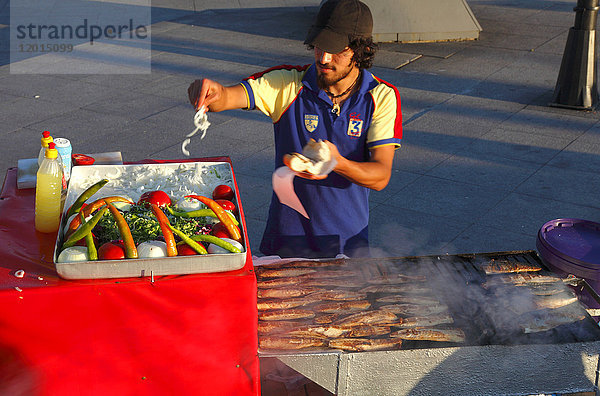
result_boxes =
[344,325,391,337]
[396,313,454,328]
[313,300,371,313]
[257,298,315,311]
[258,320,306,334]
[378,303,449,316]
[334,310,398,327]
[521,311,586,333]
[257,287,321,299]
[361,285,432,294]
[286,325,349,339]
[258,309,315,321]
[328,337,402,351]
[302,279,364,288]
[367,274,427,284]
[533,293,578,310]
[479,258,542,275]
[391,327,466,342]
[259,336,326,350]
[257,278,299,289]
[482,273,562,288]
[376,295,440,305]
[257,268,317,278]
[314,313,346,324]
[261,258,347,269]
[311,290,367,301]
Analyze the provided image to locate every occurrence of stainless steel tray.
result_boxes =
[54,161,246,279]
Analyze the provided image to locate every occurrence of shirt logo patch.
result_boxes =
[304,114,319,133]
[347,117,363,137]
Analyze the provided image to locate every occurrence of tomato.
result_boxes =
[138,190,171,207]
[177,244,198,256]
[211,221,239,239]
[212,184,234,201]
[98,242,125,260]
[215,199,236,214]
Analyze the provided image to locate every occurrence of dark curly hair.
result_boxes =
[348,36,378,69]
[307,36,378,70]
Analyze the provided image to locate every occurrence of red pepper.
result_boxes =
[185,195,242,242]
[66,196,134,237]
[71,153,96,166]
[150,204,178,257]
[105,201,138,259]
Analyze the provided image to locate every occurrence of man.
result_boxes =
[188,0,402,258]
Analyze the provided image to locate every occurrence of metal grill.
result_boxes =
[258,250,600,395]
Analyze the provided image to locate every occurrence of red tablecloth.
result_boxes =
[0,159,259,395]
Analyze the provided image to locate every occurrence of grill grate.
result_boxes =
[257,250,600,353]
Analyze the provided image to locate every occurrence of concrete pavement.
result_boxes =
[1,0,599,258]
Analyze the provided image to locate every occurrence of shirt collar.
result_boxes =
[302,63,376,97]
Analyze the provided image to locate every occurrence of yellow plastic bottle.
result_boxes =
[35,142,64,233]
[38,131,53,166]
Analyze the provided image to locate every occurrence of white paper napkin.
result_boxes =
[272,166,309,219]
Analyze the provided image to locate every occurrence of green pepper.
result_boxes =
[81,212,98,260]
[66,179,109,219]
[166,206,239,226]
[187,234,241,253]
[168,224,207,255]
[62,206,109,249]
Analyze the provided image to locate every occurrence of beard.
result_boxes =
[316,61,355,90]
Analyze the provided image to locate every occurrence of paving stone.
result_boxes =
[500,108,597,139]
[368,204,469,257]
[0,97,74,135]
[516,166,600,209]
[380,175,506,221]
[463,126,573,165]
[446,223,537,255]
[426,150,541,190]
[477,192,600,236]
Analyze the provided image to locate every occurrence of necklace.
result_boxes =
[325,73,360,100]
[326,73,360,116]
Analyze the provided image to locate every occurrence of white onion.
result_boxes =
[112,195,134,211]
[175,196,203,211]
[57,246,89,263]
[137,241,168,258]
[207,238,244,254]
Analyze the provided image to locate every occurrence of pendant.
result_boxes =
[332,103,340,115]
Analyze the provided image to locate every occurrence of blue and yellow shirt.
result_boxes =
[240,64,402,258]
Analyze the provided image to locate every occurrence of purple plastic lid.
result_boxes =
[538,218,600,268]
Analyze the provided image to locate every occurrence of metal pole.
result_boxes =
[550,0,599,110]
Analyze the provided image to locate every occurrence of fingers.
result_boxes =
[295,171,328,180]
[187,79,202,109]
[187,79,212,111]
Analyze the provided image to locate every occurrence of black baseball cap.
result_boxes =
[304,0,373,54]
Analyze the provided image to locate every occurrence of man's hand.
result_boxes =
[188,79,248,113]
[322,140,395,191]
[188,78,222,111]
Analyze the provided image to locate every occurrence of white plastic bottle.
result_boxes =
[35,142,64,233]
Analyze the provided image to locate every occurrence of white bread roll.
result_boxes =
[283,139,331,175]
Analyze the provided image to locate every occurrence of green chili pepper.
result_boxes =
[188,234,242,253]
[81,212,98,260]
[168,224,207,255]
[62,206,109,249]
[166,206,239,226]
[66,179,109,219]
